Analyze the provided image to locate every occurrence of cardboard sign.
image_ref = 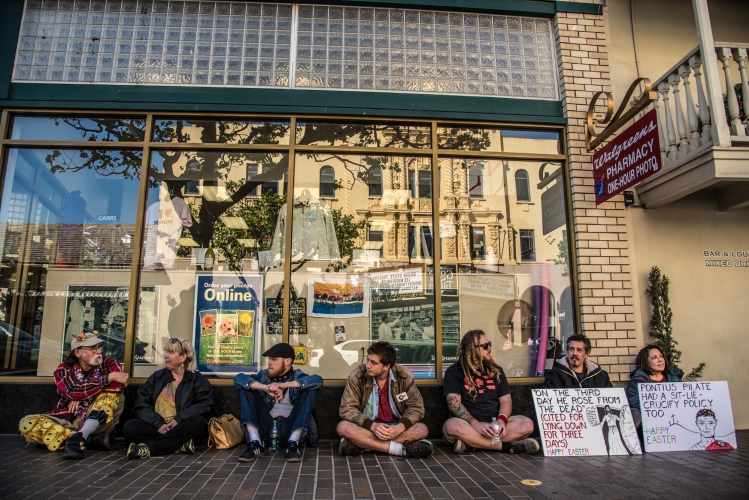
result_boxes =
[639,381,737,452]
[533,388,642,456]
[593,108,661,205]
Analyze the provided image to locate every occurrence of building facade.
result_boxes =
[0,0,745,427]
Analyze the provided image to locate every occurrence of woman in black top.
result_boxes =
[123,338,214,459]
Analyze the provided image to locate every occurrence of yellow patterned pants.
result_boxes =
[19,392,125,451]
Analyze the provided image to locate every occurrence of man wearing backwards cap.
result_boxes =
[18,331,129,459]
[234,343,322,463]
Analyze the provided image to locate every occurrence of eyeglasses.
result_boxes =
[82,345,102,352]
[475,342,492,350]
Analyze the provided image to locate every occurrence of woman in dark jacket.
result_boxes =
[626,344,683,427]
[124,338,214,459]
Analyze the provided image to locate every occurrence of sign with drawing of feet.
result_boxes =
[639,381,737,452]
[533,388,642,457]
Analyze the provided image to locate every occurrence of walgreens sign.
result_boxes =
[593,108,661,205]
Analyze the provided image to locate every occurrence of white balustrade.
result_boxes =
[648,42,749,170]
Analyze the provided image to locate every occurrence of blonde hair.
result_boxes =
[165,338,197,372]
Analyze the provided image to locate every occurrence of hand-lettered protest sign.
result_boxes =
[638,381,737,452]
[533,388,642,457]
[593,108,661,205]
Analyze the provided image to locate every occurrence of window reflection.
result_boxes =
[153,119,291,145]
[295,122,431,148]
[438,157,569,377]
[0,148,141,376]
[135,150,288,377]
[437,126,561,154]
[11,116,146,142]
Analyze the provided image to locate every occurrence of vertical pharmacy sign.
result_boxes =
[593,108,661,205]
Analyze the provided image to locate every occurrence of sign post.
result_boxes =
[593,108,661,205]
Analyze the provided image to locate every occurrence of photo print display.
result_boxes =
[193,274,262,375]
[533,387,642,457]
[62,285,158,365]
[638,381,737,452]
[308,278,368,318]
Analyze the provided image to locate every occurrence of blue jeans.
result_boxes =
[237,388,318,447]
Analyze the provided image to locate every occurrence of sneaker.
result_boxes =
[404,439,434,458]
[63,432,86,460]
[175,439,195,454]
[285,440,303,462]
[126,443,151,460]
[509,438,541,455]
[238,440,265,463]
[338,437,363,457]
[86,432,111,451]
[452,439,474,455]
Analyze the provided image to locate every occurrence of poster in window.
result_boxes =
[308,277,369,318]
[370,281,460,378]
[193,274,263,375]
[62,285,159,365]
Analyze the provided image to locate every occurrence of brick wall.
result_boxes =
[555,10,638,383]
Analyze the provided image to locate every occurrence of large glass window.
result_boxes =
[0,142,142,375]
[0,114,571,381]
[137,145,289,378]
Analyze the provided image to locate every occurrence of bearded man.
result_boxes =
[442,329,539,454]
[541,334,612,389]
[19,331,129,459]
[234,343,322,463]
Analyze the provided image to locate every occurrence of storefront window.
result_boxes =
[438,152,570,377]
[136,146,288,378]
[286,150,437,379]
[0,147,141,375]
[0,114,572,381]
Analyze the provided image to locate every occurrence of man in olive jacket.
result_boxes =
[336,341,433,458]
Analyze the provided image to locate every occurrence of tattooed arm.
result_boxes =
[446,392,497,439]
[446,393,476,424]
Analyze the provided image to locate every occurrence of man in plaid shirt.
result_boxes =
[19,332,129,459]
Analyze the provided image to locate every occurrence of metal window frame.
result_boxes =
[0,109,574,385]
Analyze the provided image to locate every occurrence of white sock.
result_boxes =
[289,428,303,443]
[388,441,406,456]
[79,419,99,439]
[245,424,260,443]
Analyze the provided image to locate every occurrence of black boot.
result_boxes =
[87,432,111,451]
[63,432,87,460]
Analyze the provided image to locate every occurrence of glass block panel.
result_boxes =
[14,2,557,99]
[14,1,294,89]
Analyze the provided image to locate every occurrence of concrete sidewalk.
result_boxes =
[1,431,747,500]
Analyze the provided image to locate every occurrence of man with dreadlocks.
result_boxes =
[442,329,539,454]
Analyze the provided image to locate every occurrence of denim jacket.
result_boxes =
[234,368,323,412]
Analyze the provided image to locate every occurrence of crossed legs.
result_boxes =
[336,420,428,453]
[442,416,534,451]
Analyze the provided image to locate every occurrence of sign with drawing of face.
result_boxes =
[533,387,642,457]
[638,381,737,452]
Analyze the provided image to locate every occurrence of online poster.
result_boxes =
[533,387,642,457]
[638,381,737,452]
[193,274,262,375]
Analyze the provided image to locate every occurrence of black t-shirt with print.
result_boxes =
[443,362,512,423]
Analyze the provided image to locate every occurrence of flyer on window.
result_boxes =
[193,273,263,375]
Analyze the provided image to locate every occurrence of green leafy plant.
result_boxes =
[551,233,570,277]
[646,266,705,381]
[326,208,367,272]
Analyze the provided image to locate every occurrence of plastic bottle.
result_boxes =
[204,241,215,271]
[270,418,279,452]
[491,417,502,446]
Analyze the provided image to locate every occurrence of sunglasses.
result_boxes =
[475,341,492,350]
[74,331,98,342]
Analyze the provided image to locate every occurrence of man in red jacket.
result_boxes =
[19,331,129,459]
